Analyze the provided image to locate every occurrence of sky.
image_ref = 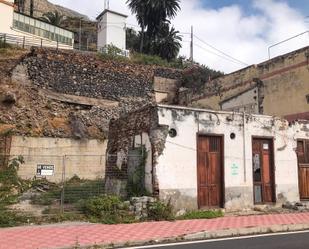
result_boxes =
[49,0,309,73]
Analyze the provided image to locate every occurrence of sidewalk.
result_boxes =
[1,212,309,249]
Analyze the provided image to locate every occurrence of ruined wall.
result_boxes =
[220,86,259,113]
[1,48,183,141]
[156,105,309,211]
[105,105,168,197]
[9,136,107,182]
[189,46,309,120]
[154,76,180,104]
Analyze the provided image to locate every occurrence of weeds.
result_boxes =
[80,195,135,224]
[177,209,224,220]
[147,199,175,221]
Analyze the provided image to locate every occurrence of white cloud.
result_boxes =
[49,0,309,73]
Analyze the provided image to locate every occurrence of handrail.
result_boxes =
[268,31,309,60]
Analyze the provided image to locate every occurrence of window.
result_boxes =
[306,94,309,104]
[297,140,309,164]
[209,137,220,152]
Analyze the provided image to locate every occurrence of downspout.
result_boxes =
[243,112,247,183]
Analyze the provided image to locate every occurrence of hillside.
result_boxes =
[22,0,89,20]
[0,47,182,140]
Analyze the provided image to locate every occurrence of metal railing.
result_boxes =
[0,32,130,57]
[0,32,73,50]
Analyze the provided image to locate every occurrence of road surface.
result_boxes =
[128,230,309,249]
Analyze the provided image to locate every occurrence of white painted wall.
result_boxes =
[0,1,15,35]
[97,10,126,50]
[156,105,309,211]
[9,136,107,182]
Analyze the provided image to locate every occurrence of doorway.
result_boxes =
[297,140,309,200]
[197,135,224,208]
[252,138,275,204]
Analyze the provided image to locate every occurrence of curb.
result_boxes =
[62,223,309,249]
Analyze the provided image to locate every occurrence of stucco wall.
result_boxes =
[97,11,126,50]
[221,87,259,113]
[190,46,309,120]
[156,105,309,211]
[0,1,15,35]
[9,136,107,182]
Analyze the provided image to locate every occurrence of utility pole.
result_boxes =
[190,25,194,63]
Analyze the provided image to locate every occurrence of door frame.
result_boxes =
[251,136,276,204]
[296,139,309,201]
[196,133,225,209]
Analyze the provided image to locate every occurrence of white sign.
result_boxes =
[263,143,269,150]
[37,165,54,176]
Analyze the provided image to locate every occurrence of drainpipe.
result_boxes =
[243,112,247,183]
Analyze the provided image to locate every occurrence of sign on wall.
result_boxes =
[37,165,55,176]
[231,163,239,176]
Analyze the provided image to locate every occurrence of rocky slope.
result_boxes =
[0,48,182,140]
[22,0,89,20]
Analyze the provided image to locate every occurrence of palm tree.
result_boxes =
[14,0,25,13]
[145,0,181,43]
[126,0,147,52]
[40,11,65,26]
[153,23,182,61]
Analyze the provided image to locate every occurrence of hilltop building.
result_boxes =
[0,0,74,49]
[96,8,128,56]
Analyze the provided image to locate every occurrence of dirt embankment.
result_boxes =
[0,48,182,140]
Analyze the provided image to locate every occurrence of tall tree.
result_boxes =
[145,0,180,42]
[153,23,182,61]
[127,0,181,59]
[126,0,147,53]
[40,11,65,26]
[14,0,25,13]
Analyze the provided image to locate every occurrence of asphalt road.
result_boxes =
[130,231,309,249]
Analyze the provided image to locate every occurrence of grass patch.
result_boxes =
[178,210,224,220]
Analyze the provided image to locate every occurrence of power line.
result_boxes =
[194,35,250,66]
[194,43,246,66]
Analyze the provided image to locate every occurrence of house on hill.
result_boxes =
[0,0,74,49]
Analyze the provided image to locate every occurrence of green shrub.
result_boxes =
[178,210,224,220]
[0,210,30,227]
[81,195,134,224]
[147,200,175,221]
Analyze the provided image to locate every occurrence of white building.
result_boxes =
[105,104,309,211]
[0,0,74,49]
[96,9,128,54]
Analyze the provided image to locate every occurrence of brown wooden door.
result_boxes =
[197,136,223,208]
[252,138,275,204]
[297,140,309,200]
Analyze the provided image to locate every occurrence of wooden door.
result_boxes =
[252,138,275,204]
[297,140,309,200]
[197,135,223,208]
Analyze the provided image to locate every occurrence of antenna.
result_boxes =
[104,0,110,10]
